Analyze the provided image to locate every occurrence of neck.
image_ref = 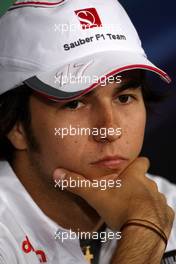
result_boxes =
[11,154,102,233]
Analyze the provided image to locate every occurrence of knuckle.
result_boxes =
[147,179,158,191]
[164,206,175,225]
[159,193,167,202]
[140,157,150,171]
[168,206,175,218]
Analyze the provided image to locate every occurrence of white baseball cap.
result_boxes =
[0,0,171,101]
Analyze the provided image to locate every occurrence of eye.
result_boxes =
[62,100,84,110]
[116,94,135,104]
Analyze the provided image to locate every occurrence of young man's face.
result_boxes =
[25,70,146,181]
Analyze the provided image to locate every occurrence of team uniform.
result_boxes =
[0,161,175,264]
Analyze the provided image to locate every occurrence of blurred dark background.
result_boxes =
[120,0,176,183]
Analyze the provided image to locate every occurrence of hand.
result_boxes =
[53,157,174,239]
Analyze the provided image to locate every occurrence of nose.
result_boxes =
[92,103,122,143]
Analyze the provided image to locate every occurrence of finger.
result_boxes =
[53,168,118,201]
[53,168,92,198]
[120,157,150,179]
[53,168,100,210]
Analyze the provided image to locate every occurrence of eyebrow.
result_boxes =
[81,79,143,99]
[46,79,143,106]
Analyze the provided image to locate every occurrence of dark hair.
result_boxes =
[0,74,167,162]
[0,85,32,162]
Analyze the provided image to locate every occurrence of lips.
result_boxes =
[91,155,128,169]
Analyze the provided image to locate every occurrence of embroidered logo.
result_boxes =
[22,236,47,263]
[75,8,102,29]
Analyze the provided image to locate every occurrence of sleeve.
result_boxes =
[147,174,176,253]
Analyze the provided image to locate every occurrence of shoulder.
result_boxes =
[147,173,176,253]
[0,161,37,263]
[147,173,176,208]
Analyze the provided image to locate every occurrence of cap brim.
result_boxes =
[24,50,171,102]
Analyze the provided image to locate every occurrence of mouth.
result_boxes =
[90,155,128,169]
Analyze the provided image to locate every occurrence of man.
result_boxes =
[0,0,175,263]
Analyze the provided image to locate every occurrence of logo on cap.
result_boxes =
[75,8,102,29]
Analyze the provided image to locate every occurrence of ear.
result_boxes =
[7,122,27,150]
